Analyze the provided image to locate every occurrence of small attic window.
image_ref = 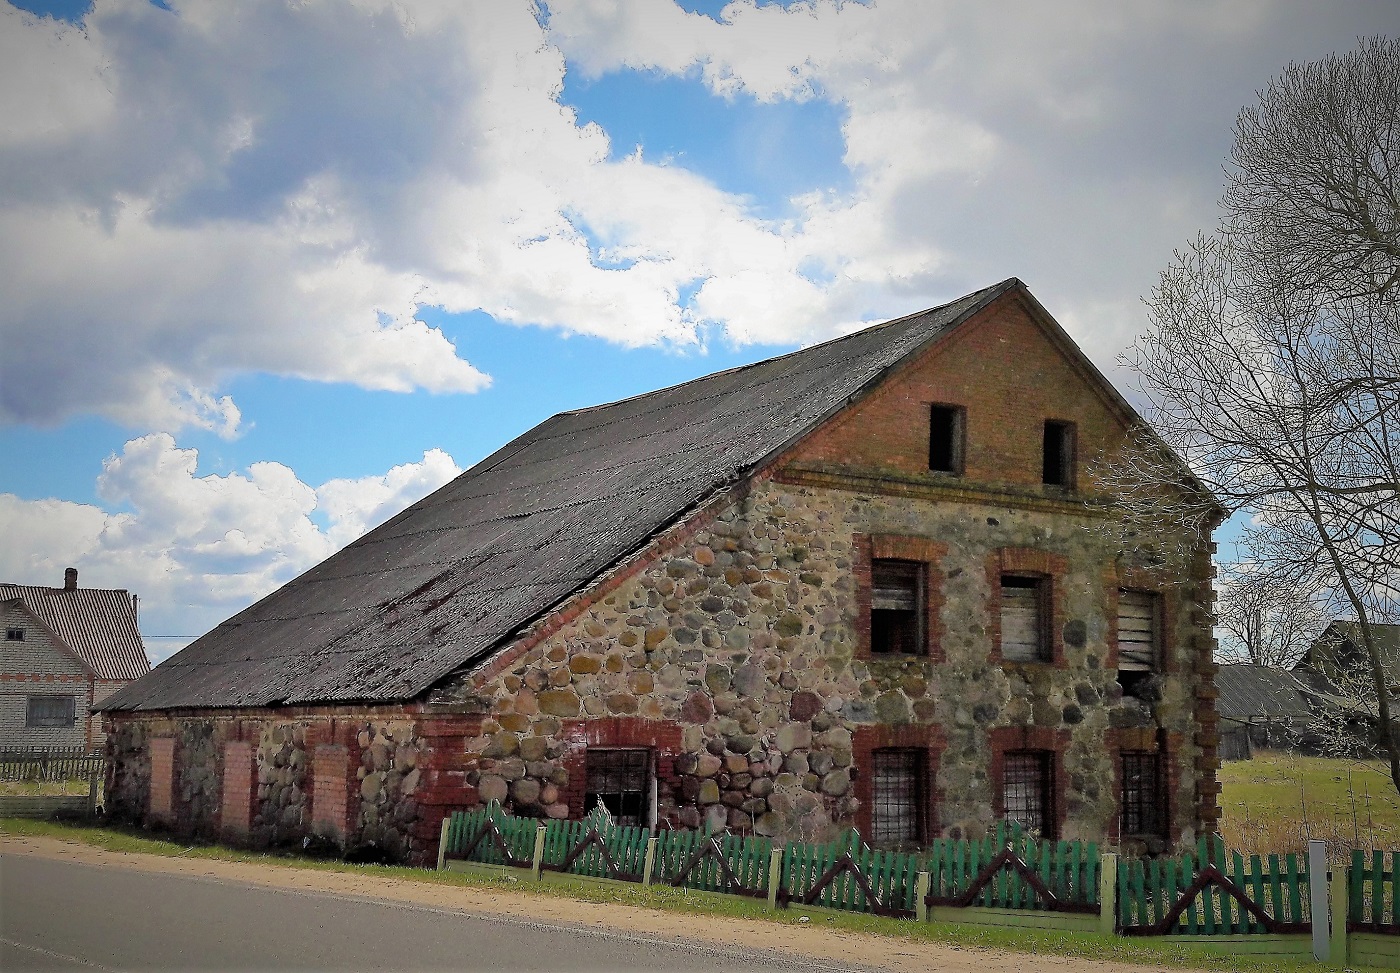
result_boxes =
[1042,420,1076,488]
[5,628,23,641]
[929,404,965,475]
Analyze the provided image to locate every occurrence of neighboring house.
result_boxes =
[1294,620,1400,756]
[99,279,1221,863]
[1,569,149,751]
[1214,664,1316,760]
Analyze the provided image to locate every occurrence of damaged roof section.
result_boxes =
[99,280,1018,712]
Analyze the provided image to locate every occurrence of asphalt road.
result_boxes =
[0,853,875,972]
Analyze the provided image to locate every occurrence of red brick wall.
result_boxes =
[220,741,255,837]
[311,744,352,841]
[786,296,1131,491]
[148,736,174,824]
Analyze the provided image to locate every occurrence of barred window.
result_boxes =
[1000,576,1049,662]
[584,749,650,827]
[871,560,924,655]
[1002,750,1053,836]
[871,748,925,848]
[1121,751,1164,838]
[26,695,76,728]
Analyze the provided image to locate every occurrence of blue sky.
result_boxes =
[1,0,1394,659]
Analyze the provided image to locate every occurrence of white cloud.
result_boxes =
[2,0,1392,434]
[0,434,461,663]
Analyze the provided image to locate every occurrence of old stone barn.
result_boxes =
[100,279,1221,864]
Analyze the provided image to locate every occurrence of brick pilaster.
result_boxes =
[219,740,256,839]
[148,737,175,824]
[311,744,353,843]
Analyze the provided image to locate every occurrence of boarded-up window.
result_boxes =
[871,560,924,655]
[1000,576,1048,662]
[1120,751,1164,838]
[872,748,925,848]
[1043,420,1076,487]
[1003,750,1053,836]
[585,749,650,827]
[26,695,75,727]
[929,404,965,474]
[1117,590,1160,672]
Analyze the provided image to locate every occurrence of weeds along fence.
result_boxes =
[440,804,1400,967]
[0,747,104,782]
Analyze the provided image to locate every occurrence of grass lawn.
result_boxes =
[1218,750,1399,858]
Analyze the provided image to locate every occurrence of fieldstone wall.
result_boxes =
[103,709,456,863]
[433,473,1212,848]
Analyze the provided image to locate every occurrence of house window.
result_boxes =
[1042,420,1076,487]
[5,627,23,641]
[1120,751,1165,838]
[1002,750,1054,836]
[584,748,650,827]
[871,560,924,655]
[929,404,965,475]
[1117,590,1161,695]
[871,748,926,848]
[26,695,76,728]
[1000,575,1049,662]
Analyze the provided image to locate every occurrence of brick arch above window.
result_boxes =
[852,723,946,845]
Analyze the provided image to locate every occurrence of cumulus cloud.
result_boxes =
[0,434,461,663]
[3,0,1392,433]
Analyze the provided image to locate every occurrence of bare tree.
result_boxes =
[1215,566,1327,668]
[1100,37,1400,796]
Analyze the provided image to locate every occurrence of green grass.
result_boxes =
[1219,751,1400,858]
[2,817,1384,973]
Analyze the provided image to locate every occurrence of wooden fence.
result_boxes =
[439,805,1399,968]
[0,747,104,782]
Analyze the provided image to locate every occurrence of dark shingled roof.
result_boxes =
[99,279,1018,712]
[1,584,149,681]
[1215,665,1314,722]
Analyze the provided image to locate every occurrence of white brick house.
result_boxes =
[1,569,149,751]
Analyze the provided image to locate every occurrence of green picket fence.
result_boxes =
[1118,834,1312,935]
[924,820,1099,911]
[1349,850,1400,932]
[652,828,773,896]
[780,829,923,916]
[443,804,537,865]
[540,816,652,880]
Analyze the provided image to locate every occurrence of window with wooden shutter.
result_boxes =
[871,748,926,848]
[1117,590,1159,672]
[1000,575,1048,662]
[871,560,924,655]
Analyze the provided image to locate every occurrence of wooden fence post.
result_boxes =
[532,824,547,880]
[642,836,658,886]
[1330,864,1348,967]
[1098,852,1118,937]
[87,774,99,816]
[437,817,450,871]
[1309,839,1329,962]
[915,871,930,923]
[766,847,784,911]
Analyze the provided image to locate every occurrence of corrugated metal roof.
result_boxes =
[0,584,149,681]
[1215,664,1314,721]
[99,280,1020,712]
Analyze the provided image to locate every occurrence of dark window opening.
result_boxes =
[1121,751,1165,838]
[585,748,650,827]
[929,404,965,474]
[26,695,76,728]
[1003,749,1053,836]
[1042,420,1076,487]
[1000,575,1049,662]
[871,748,926,848]
[5,627,23,641]
[871,559,924,655]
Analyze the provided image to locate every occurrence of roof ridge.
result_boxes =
[554,279,1018,421]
